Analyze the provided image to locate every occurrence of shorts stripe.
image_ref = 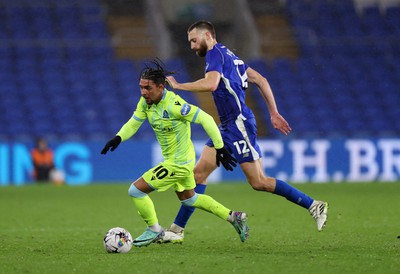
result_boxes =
[235,115,260,161]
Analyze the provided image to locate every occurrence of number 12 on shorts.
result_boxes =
[233,140,250,155]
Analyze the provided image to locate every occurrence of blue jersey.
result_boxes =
[205,43,261,163]
[205,43,255,129]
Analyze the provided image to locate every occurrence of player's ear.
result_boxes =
[205,31,213,40]
[157,83,165,90]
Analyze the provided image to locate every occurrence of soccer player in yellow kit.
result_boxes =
[101,61,248,247]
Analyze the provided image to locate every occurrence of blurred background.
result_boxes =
[0,0,399,184]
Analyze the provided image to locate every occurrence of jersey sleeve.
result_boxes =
[116,97,147,141]
[168,94,200,123]
[205,47,223,74]
[170,94,224,149]
[192,110,224,149]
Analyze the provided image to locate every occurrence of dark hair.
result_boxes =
[187,20,216,39]
[35,137,48,149]
[140,58,174,86]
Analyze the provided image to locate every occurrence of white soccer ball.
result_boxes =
[103,227,133,253]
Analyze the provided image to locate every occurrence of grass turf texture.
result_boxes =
[0,182,399,274]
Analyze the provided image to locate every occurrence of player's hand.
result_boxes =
[216,147,237,171]
[271,113,292,136]
[166,76,178,89]
[101,136,122,154]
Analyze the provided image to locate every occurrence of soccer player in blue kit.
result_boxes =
[163,20,328,243]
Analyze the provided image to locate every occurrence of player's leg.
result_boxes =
[176,189,249,242]
[241,159,314,207]
[194,145,218,184]
[128,175,165,247]
[231,116,328,231]
[164,145,217,242]
[241,159,328,231]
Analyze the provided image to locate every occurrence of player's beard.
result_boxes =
[195,40,208,57]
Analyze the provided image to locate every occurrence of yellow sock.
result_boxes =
[192,194,230,221]
[131,195,158,226]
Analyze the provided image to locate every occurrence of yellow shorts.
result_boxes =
[142,161,196,192]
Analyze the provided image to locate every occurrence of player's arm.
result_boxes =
[246,67,292,136]
[116,115,144,141]
[117,97,147,141]
[101,99,147,154]
[171,96,223,147]
[166,71,220,93]
[172,96,236,170]
[192,108,224,149]
[192,109,237,170]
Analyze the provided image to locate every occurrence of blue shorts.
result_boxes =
[206,115,261,164]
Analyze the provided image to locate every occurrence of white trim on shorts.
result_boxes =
[235,114,260,161]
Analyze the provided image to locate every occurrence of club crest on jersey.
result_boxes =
[163,110,169,118]
[181,104,191,116]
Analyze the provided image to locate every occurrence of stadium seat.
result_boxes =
[276,0,400,137]
[1,0,398,140]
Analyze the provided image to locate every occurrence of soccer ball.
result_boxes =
[103,227,133,253]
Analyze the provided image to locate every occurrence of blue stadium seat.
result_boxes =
[1,0,398,140]
[282,0,400,137]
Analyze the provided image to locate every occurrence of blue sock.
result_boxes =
[274,179,314,209]
[174,184,207,228]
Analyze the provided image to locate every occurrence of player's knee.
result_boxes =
[194,171,204,184]
[128,184,147,198]
[194,167,210,184]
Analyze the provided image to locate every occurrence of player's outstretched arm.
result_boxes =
[246,67,292,136]
[166,71,220,93]
[101,115,144,154]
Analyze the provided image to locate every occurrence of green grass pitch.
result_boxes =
[0,182,399,274]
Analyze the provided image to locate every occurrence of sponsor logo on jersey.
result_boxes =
[174,101,181,106]
[181,104,191,116]
[163,110,169,118]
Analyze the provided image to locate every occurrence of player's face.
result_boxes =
[139,79,164,105]
[188,29,208,57]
